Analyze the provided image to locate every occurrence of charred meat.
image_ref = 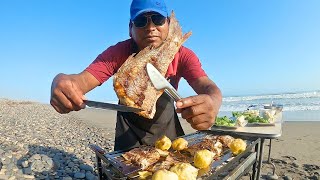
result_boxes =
[122,146,161,170]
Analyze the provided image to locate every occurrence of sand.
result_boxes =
[73,108,320,179]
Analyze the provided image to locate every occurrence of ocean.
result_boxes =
[218,91,320,121]
[106,91,320,121]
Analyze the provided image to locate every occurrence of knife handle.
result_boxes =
[165,88,182,102]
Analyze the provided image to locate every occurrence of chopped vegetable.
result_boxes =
[215,116,236,126]
[232,110,269,123]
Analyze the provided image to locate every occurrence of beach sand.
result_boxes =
[74,108,320,179]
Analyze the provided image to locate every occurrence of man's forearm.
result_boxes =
[71,71,101,94]
[191,77,222,106]
[205,83,222,111]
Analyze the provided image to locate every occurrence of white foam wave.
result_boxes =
[220,91,320,112]
[223,91,320,102]
[220,104,320,112]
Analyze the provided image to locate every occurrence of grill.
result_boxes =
[90,130,260,180]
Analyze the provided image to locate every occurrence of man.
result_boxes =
[50,0,222,150]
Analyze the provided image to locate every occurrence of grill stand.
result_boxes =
[255,138,278,179]
[265,139,277,179]
[90,131,261,180]
[245,103,283,179]
[256,138,264,179]
[90,145,109,180]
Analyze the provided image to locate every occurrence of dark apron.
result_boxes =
[114,93,185,151]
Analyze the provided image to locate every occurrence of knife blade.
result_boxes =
[84,100,142,113]
[146,63,182,102]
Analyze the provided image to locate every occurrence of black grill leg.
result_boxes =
[268,139,276,175]
[256,138,265,179]
[267,138,272,162]
[96,155,103,180]
[251,141,260,180]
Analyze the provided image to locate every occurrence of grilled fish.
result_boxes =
[122,146,160,170]
[217,135,234,148]
[113,11,192,119]
[187,135,234,156]
[147,151,191,172]
[187,138,221,156]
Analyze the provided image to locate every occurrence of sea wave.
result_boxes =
[223,91,320,102]
[220,91,320,112]
[106,91,320,112]
[220,104,320,112]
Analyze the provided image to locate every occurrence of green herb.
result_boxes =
[215,116,236,126]
[232,111,242,118]
[232,111,269,123]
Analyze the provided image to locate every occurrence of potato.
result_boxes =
[152,169,178,180]
[172,138,188,151]
[155,135,172,151]
[170,163,198,180]
[138,171,152,179]
[229,138,247,155]
[193,149,215,169]
[155,148,169,157]
[197,165,211,177]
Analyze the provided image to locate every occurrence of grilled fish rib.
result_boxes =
[187,135,234,156]
[113,11,192,119]
[147,151,190,172]
[122,146,160,170]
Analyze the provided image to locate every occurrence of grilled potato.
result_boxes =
[152,169,178,180]
[172,138,188,151]
[138,171,152,179]
[155,148,169,157]
[170,163,198,180]
[197,165,211,177]
[155,135,172,151]
[193,149,215,169]
[229,138,247,155]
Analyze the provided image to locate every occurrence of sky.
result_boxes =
[0,0,319,104]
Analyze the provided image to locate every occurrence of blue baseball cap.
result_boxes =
[130,0,168,21]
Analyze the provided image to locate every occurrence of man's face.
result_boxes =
[130,12,169,50]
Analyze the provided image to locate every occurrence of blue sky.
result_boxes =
[0,0,319,104]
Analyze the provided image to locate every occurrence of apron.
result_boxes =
[114,93,185,151]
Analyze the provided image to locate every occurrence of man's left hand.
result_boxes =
[176,94,217,130]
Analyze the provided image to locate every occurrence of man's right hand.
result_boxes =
[50,73,86,114]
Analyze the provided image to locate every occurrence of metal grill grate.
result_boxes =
[91,130,260,180]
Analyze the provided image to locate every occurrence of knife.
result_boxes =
[84,100,142,113]
[146,63,182,102]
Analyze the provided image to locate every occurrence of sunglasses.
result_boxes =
[132,14,167,28]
